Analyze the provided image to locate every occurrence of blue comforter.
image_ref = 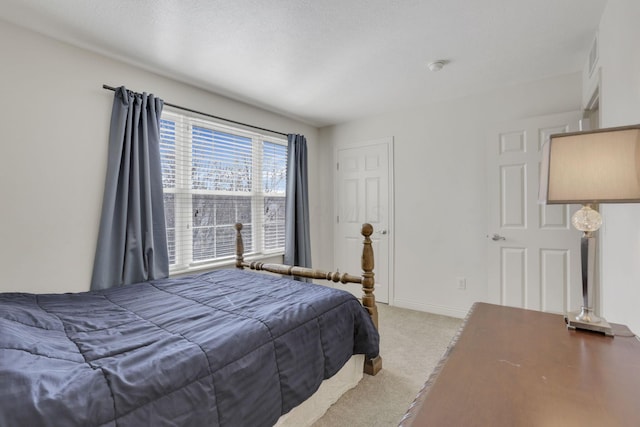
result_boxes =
[0,269,379,426]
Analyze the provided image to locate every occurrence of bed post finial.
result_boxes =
[360,223,378,329]
[235,223,244,268]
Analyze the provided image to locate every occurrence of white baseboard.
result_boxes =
[392,298,468,319]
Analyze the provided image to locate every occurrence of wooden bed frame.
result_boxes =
[234,222,382,375]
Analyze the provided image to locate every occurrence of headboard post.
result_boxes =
[360,223,378,329]
[234,223,244,268]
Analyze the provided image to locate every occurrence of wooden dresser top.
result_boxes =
[400,302,640,427]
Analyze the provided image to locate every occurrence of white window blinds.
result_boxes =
[159,110,287,271]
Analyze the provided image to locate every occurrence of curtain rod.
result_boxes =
[102,84,288,137]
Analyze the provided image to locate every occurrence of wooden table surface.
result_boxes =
[400,302,640,427]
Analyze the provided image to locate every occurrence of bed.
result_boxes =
[0,223,381,427]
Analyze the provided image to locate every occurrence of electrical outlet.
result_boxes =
[457,277,467,290]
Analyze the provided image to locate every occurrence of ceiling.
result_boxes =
[0,0,607,127]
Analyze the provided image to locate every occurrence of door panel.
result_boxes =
[501,164,526,227]
[540,249,570,313]
[501,247,526,308]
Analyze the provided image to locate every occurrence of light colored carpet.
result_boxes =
[312,304,462,427]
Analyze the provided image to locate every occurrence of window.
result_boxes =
[159,110,287,271]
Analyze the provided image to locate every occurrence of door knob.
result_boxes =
[490,233,506,241]
[377,230,388,235]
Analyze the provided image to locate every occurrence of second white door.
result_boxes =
[335,138,393,304]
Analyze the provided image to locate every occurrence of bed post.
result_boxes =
[235,223,244,268]
[360,223,378,328]
[361,223,382,376]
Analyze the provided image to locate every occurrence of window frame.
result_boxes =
[160,109,287,273]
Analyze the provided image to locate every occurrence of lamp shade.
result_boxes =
[540,124,640,204]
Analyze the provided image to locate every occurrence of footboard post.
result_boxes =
[360,223,378,328]
[361,223,382,376]
[235,223,244,269]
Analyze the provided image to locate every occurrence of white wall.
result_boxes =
[595,0,640,334]
[320,74,583,317]
[6,7,636,329]
[0,20,321,294]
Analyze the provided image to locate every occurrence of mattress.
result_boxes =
[0,269,379,426]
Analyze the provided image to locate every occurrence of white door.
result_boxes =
[335,138,393,304]
[487,112,583,313]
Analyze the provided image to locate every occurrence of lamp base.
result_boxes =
[565,308,613,337]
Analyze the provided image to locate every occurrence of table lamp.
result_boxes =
[540,124,640,336]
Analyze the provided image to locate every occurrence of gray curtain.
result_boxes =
[91,87,169,290]
[284,134,312,269]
